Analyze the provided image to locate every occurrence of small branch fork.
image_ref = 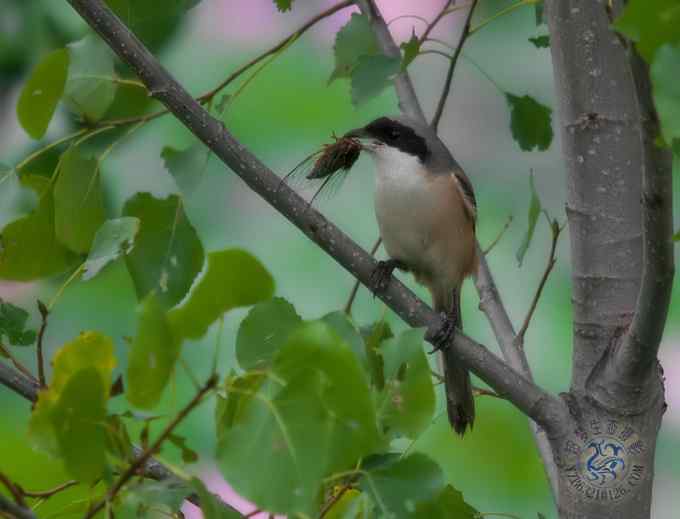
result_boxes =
[64,0,567,433]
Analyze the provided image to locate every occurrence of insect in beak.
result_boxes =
[305,133,363,179]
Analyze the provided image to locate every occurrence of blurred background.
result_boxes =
[0,0,678,517]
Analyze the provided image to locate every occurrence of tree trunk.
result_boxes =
[546,1,671,517]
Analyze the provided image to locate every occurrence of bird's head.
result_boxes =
[344,116,431,165]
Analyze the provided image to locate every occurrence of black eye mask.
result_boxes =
[363,117,430,163]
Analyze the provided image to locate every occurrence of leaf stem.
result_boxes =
[483,215,513,255]
[47,264,85,312]
[15,129,87,172]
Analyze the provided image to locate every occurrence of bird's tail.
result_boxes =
[433,287,475,436]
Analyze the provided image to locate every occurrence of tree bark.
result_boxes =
[546,1,672,517]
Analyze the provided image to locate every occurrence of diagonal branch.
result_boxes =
[65,0,567,432]
[430,0,478,131]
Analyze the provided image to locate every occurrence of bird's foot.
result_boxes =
[428,312,457,354]
[369,259,404,294]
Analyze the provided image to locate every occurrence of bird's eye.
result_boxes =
[387,129,400,140]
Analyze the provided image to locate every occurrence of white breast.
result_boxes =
[372,147,437,272]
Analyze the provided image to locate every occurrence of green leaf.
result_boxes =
[122,192,205,308]
[361,321,393,390]
[54,146,106,253]
[516,172,542,266]
[64,35,117,122]
[330,13,379,82]
[274,0,293,12]
[528,35,550,48]
[0,300,36,346]
[0,164,38,223]
[0,176,77,280]
[217,321,381,516]
[17,48,69,139]
[126,292,179,409]
[505,93,553,151]
[414,485,478,519]
[236,297,302,370]
[673,229,680,242]
[377,328,435,438]
[351,54,401,107]
[361,453,446,518]
[613,0,680,62]
[161,143,210,197]
[169,249,274,340]
[29,331,115,483]
[322,311,368,369]
[191,478,242,519]
[124,479,194,516]
[401,30,421,69]
[167,433,199,463]
[82,217,141,281]
[651,43,680,145]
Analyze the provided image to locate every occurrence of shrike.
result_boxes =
[346,116,478,435]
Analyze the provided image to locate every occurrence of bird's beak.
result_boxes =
[344,126,378,152]
[343,126,369,140]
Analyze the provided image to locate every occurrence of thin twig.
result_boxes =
[83,375,217,519]
[20,480,79,499]
[419,2,475,46]
[344,238,382,315]
[94,0,354,130]
[244,509,262,518]
[0,344,37,383]
[483,215,513,255]
[36,301,48,388]
[431,0,478,131]
[516,220,562,343]
[318,484,352,518]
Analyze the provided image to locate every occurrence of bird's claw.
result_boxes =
[428,312,456,354]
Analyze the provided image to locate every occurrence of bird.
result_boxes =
[345,115,478,435]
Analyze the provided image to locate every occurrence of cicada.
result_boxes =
[280,134,363,205]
